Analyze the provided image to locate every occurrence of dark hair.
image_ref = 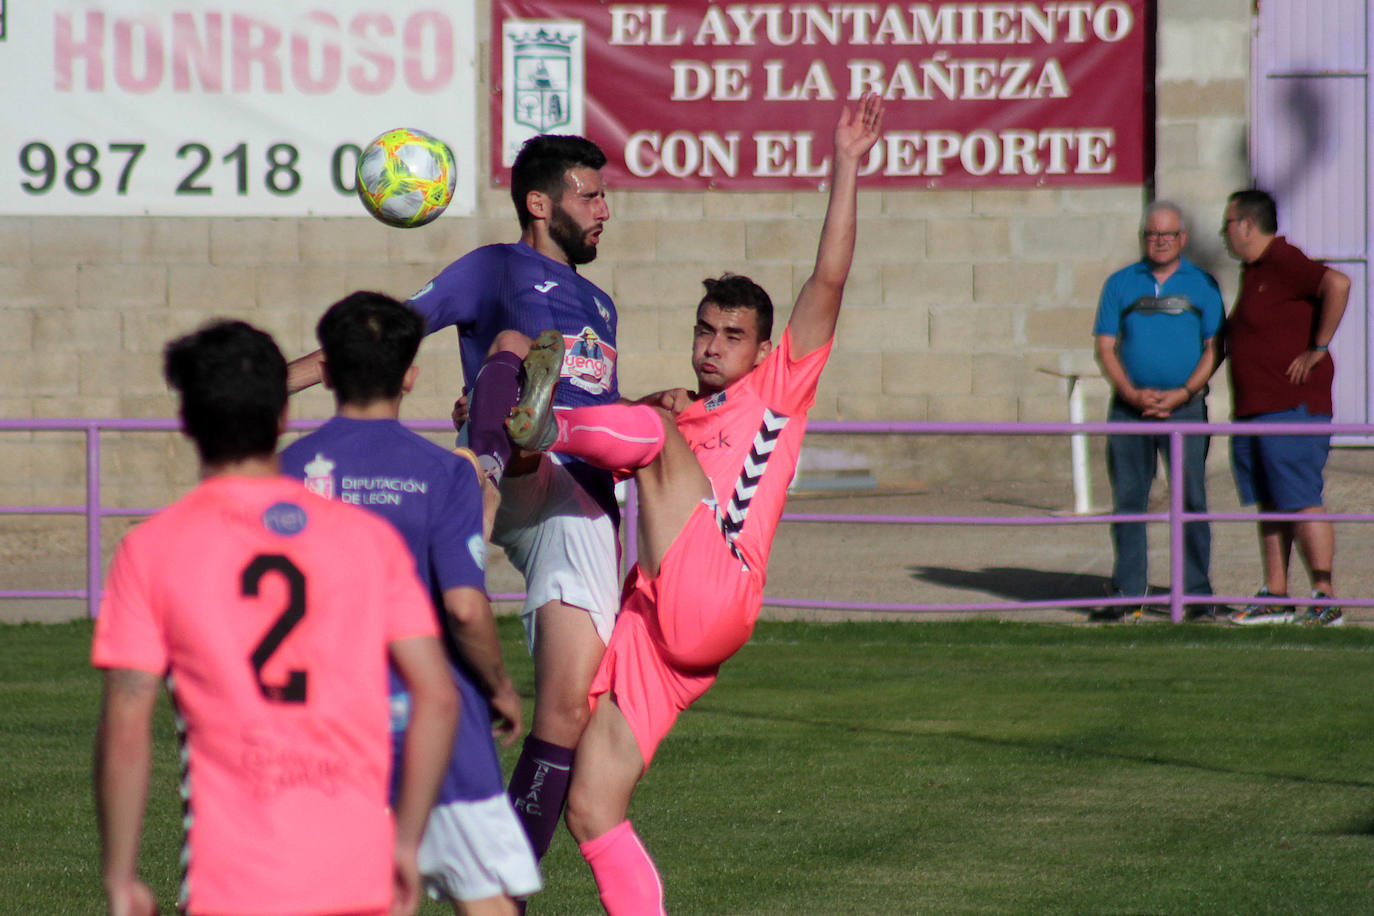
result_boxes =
[1228,188,1278,234]
[698,273,774,341]
[316,291,425,405]
[510,134,607,230]
[163,319,286,465]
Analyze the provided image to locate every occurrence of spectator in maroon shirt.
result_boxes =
[1221,189,1351,626]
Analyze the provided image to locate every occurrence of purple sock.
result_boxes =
[507,735,575,860]
[466,350,524,483]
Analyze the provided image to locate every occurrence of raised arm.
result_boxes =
[787,93,884,357]
[287,349,325,394]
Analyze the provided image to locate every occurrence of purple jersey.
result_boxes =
[409,240,621,519]
[281,417,502,801]
[408,241,619,407]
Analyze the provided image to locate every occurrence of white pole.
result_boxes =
[1067,374,1092,514]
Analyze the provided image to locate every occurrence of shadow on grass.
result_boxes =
[1332,815,1374,836]
[907,565,1113,603]
[701,705,1374,791]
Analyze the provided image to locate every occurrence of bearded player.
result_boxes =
[288,135,622,865]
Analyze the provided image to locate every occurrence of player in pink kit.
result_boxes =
[92,320,458,916]
[505,94,883,915]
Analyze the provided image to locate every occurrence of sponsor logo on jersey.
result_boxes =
[411,280,435,300]
[302,453,335,499]
[262,502,308,536]
[563,327,616,396]
[595,297,610,323]
[704,390,727,411]
[534,280,559,293]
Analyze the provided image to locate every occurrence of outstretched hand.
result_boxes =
[834,92,884,165]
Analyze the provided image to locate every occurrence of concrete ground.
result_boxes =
[5,449,1373,627]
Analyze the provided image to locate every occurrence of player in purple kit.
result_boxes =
[287,135,621,864]
[281,292,541,915]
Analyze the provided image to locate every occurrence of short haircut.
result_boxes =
[316,291,425,406]
[1143,199,1186,231]
[698,273,774,341]
[163,319,286,466]
[1228,188,1279,234]
[510,134,608,230]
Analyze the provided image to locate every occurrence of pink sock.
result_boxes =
[579,820,666,916]
[554,404,665,475]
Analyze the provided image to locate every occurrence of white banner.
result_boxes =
[0,1,479,217]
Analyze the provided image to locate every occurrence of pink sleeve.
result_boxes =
[91,538,169,674]
[376,523,441,642]
[749,327,833,416]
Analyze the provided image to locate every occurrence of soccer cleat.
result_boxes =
[1295,592,1344,627]
[1227,587,1293,626]
[506,329,564,452]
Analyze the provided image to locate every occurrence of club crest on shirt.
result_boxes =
[302,453,336,500]
[563,327,616,396]
[262,502,308,536]
[594,297,611,323]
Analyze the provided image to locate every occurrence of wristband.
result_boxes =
[1312,344,1329,352]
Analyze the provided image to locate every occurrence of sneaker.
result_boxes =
[1295,592,1344,627]
[1089,592,1141,622]
[505,329,564,452]
[1228,588,1293,626]
[1185,604,1224,623]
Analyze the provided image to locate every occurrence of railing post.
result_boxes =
[622,480,639,573]
[87,424,102,619]
[1168,429,1185,623]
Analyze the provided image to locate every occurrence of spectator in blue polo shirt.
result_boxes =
[1093,200,1225,620]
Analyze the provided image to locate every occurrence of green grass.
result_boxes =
[6,618,1374,914]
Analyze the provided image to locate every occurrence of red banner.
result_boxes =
[491,1,1150,190]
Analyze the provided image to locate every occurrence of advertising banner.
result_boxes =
[0,1,479,216]
[492,1,1151,189]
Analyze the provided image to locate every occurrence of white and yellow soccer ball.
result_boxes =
[356,128,457,228]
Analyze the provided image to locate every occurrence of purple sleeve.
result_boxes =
[429,458,486,593]
[407,247,501,335]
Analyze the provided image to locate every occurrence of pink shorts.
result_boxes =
[588,502,762,766]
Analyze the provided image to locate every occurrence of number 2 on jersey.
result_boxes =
[241,554,308,703]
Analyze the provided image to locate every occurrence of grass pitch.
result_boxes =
[4,617,1373,914]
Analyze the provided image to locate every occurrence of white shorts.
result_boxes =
[419,794,543,903]
[492,453,620,651]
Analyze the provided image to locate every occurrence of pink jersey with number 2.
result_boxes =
[92,475,437,915]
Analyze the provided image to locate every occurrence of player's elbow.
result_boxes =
[1323,267,1352,299]
[413,672,460,729]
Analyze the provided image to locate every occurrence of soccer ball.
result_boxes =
[356,128,457,228]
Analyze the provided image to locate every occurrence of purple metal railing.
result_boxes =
[3,417,1372,623]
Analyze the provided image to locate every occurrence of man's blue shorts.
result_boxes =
[1230,406,1331,510]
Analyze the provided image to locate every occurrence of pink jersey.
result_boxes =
[675,328,832,575]
[91,475,438,915]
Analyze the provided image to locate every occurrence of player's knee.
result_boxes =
[564,782,597,844]
[489,328,534,358]
[533,694,591,743]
